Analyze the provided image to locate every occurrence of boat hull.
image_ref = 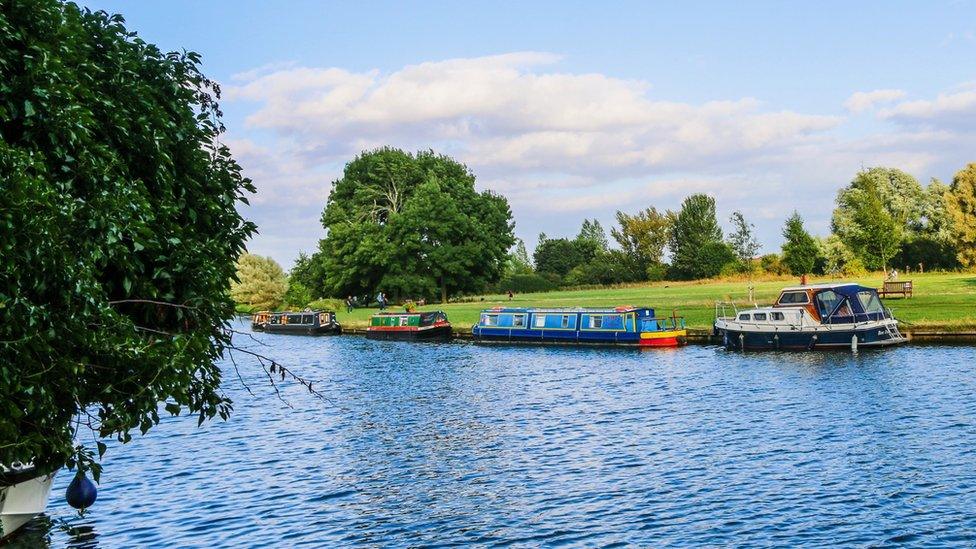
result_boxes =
[472,328,687,347]
[366,324,452,341]
[0,471,55,541]
[259,324,342,336]
[714,323,907,351]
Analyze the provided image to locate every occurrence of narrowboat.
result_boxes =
[366,311,452,341]
[713,283,907,351]
[1,464,55,540]
[250,310,341,335]
[471,306,687,347]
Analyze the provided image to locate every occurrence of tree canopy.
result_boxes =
[611,206,671,277]
[668,194,731,280]
[230,254,288,310]
[727,211,761,263]
[316,148,514,302]
[781,212,819,275]
[946,163,976,267]
[1,1,254,477]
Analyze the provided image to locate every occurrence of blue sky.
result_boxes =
[83,1,976,268]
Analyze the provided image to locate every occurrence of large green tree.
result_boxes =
[230,254,288,311]
[611,206,672,278]
[945,163,976,266]
[781,212,820,275]
[1,1,255,478]
[668,194,731,280]
[318,148,514,302]
[727,210,761,263]
[832,167,924,271]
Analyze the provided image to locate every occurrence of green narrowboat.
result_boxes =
[366,311,452,341]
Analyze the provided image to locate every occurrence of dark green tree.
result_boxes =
[289,252,327,300]
[611,206,671,278]
[781,212,820,275]
[1,1,255,477]
[534,238,592,278]
[668,194,729,279]
[318,148,514,302]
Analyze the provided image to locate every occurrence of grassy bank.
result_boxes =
[329,271,976,332]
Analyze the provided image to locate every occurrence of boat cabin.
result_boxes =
[473,306,686,347]
[773,283,888,324]
[366,311,452,341]
[251,310,341,335]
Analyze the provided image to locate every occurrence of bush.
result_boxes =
[283,281,313,309]
[493,272,559,294]
[760,254,790,275]
[646,262,668,282]
[306,298,345,312]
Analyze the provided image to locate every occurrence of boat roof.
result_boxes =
[480,306,653,313]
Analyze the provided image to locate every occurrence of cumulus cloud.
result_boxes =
[844,89,906,113]
[222,53,976,266]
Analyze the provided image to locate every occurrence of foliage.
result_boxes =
[818,235,866,276]
[283,281,313,309]
[0,1,255,476]
[564,250,644,287]
[781,212,820,275]
[832,168,923,271]
[317,148,514,302]
[727,210,761,263]
[492,272,559,294]
[759,254,790,276]
[668,194,726,279]
[534,237,598,278]
[230,254,288,311]
[504,238,534,276]
[577,219,609,252]
[288,252,326,300]
[611,206,671,278]
[945,163,976,267]
[306,298,344,312]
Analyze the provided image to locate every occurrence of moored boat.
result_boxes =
[0,464,55,541]
[366,311,452,341]
[250,310,341,335]
[471,306,687,347]
[713,283,908,351]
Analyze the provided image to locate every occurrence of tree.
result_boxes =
[668,194,729,279]
[611,207,672,277]
[781,212,820,275]
[504,238,534,275]
[1,1,255,480]
[534,238,593,278]
[945,163,976,266]
[727,211,761,263]
[230,254,289,310]
[895,178,959,270]
[288,252,327,300]
[318,148,514,302]
[577,219,609,252]
[832,168,924,271]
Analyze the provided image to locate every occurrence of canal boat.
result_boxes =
[250,310,341,335]
[471,306,687,347]
[366,311,452,341]
[1,464,55,541]
[713,283,907,351]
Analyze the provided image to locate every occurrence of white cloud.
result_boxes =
[843,89,906,113]
[879,89,976,129]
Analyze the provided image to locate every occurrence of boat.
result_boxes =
[1,464,55,541]
[366,311,452,341]
[471,306,687,347]
[713,283,908,351]
[250,310,341,335]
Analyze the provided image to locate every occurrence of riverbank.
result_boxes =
[330,271,976,335]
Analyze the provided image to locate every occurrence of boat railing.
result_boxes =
[650,316,685,331]
[714,301,738,321]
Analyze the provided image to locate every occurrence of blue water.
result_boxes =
[12,321,976,547]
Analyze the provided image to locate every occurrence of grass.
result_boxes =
[329,271,976,333]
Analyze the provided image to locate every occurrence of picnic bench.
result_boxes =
[879,280,913,298]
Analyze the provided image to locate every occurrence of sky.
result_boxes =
[82,0,976,268]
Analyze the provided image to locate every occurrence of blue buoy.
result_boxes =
[65,472,97,510]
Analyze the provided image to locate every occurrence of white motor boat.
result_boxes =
[1,464,56,541]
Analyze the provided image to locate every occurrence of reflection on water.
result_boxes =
[15,320,976,547]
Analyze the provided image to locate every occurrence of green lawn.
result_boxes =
[333,271,976,332]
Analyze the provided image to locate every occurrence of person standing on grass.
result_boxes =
[376,291,386,310]
[508,289,514,301]
[346,295,354,313]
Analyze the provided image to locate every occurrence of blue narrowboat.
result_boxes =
[713,283,908,351]
[472,306,687,347]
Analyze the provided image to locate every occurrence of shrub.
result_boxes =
[494,272,559,294]
[306,298,345,312]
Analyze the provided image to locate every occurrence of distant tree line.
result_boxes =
[234,160,976,308]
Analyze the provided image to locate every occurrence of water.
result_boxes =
[12,321,976,547]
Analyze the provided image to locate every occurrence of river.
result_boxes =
[11,321,976,547]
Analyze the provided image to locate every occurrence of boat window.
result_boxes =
[534,314,546,328]
[302,314,313,324]
[857,290,884,313]
[778,291,809,305]
[400,316,409,326]
[590,316,603,329]
[561,315,570,328]
[513,314,526,328]
[269,315,280,324]
[602,314,624,329]
[753,313,767,321]
[815,290,842,318]
[771,312,785,321]
[482,314,498,326]
[738,313,751,321]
